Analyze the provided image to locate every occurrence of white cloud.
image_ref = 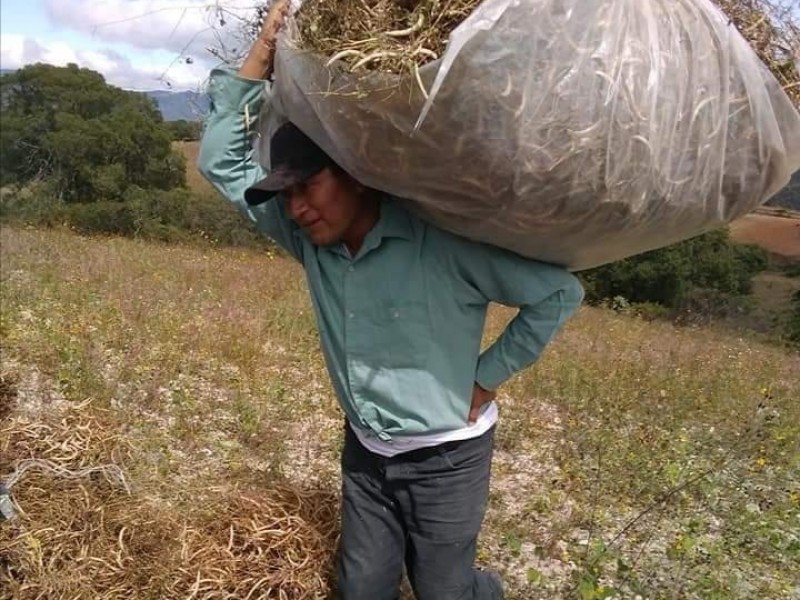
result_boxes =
[2,1,276,90]
[45,0,256,62]
[0,33,211,90]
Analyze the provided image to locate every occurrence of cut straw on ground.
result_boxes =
[0,393,340,600]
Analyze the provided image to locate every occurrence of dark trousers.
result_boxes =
[337,425,503,600]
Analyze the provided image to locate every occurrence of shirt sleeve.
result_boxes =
[449,238,584,391]
[197,67,303,261]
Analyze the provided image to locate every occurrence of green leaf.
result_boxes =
[578,574,598,600]
[526,568,543,585]
[502,533,523,557]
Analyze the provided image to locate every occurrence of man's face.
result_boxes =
[283,168,365,246]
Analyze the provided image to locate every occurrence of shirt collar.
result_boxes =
[374,196,414,242]
[341,195,414,259]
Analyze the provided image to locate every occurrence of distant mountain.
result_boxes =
[144,90,209,122]
[768,170,800,211]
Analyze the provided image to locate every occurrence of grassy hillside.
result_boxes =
[1,227,798,599]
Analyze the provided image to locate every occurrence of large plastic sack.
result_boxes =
[263,0,800,270]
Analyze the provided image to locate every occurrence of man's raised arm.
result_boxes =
[196,1,303,260]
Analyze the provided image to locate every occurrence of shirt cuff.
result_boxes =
[475,351,513,392]
[207,67,271,112]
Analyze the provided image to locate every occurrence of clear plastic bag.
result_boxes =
[264,0,800,270]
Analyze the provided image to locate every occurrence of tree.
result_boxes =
[165,119,203,141]
[0,63,185,202]
[712,0,799,109]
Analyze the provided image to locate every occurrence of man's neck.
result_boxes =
[342,195,381,256]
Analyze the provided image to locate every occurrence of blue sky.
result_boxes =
[0,0,257,90]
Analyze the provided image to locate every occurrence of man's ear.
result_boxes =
[341,171,365,196]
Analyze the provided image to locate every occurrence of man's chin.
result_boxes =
[308,229,340,247]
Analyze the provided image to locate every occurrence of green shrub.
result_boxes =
[0,183,269,250]
[781,263,800,278]
[580,229,769,309]
[788,290,800,346]
[63,202,137,236]
[181,192,266,248]
[0,183,67,226]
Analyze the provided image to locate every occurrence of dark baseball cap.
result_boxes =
[244,122,335,206]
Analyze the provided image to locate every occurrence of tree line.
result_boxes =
[0,63,795,345]
[0,63,263,248]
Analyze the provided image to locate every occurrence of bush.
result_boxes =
[1,182,269,249]
[675,287,752,325]
[580,229,769,309]
[788,290,800,346]
[0,183,67,227]
[63,202,137,236]
[180,193,266,248]
[781,262,800,278]
[166,120,203,141]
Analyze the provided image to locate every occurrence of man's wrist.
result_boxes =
[239,39,277,80]
[252,39,276,66]
[475,381,494,393]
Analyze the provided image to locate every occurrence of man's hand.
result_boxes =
[239,0,290,80]
[259,0,290,43]
[468,382,496,424]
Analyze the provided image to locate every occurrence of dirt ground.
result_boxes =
[730,212,800,260]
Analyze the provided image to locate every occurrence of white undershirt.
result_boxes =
[349,402,499,458]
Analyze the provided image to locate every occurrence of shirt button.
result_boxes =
[348,312,355,319]
[348,266,355,272]
[393,310,400,319]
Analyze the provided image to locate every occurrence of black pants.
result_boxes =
[337,425,503,600]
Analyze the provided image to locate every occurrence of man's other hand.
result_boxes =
[259,0,290,44]
[240,0,290,79]
[468,383,496,424]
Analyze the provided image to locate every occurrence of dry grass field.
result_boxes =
[1,226,798,599]
[175,140,214,197]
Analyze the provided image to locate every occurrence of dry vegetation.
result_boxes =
[173,141,215,197]
[296,0,474,73]
[714,0,800,108]
[1,226,798,599]
[278,0,800,108]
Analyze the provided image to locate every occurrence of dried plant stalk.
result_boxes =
[273,0,481,74]
[1,398,339,599]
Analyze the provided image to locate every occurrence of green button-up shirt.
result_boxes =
[198,68,584,440]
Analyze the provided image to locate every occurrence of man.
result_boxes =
[198,3,583,598]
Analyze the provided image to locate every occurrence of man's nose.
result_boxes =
[286,192,309,220]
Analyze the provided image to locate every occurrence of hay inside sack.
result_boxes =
[295,0,480,74]
[0,382,339,600]
[282,0,799,105]
[266,0,800,269]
